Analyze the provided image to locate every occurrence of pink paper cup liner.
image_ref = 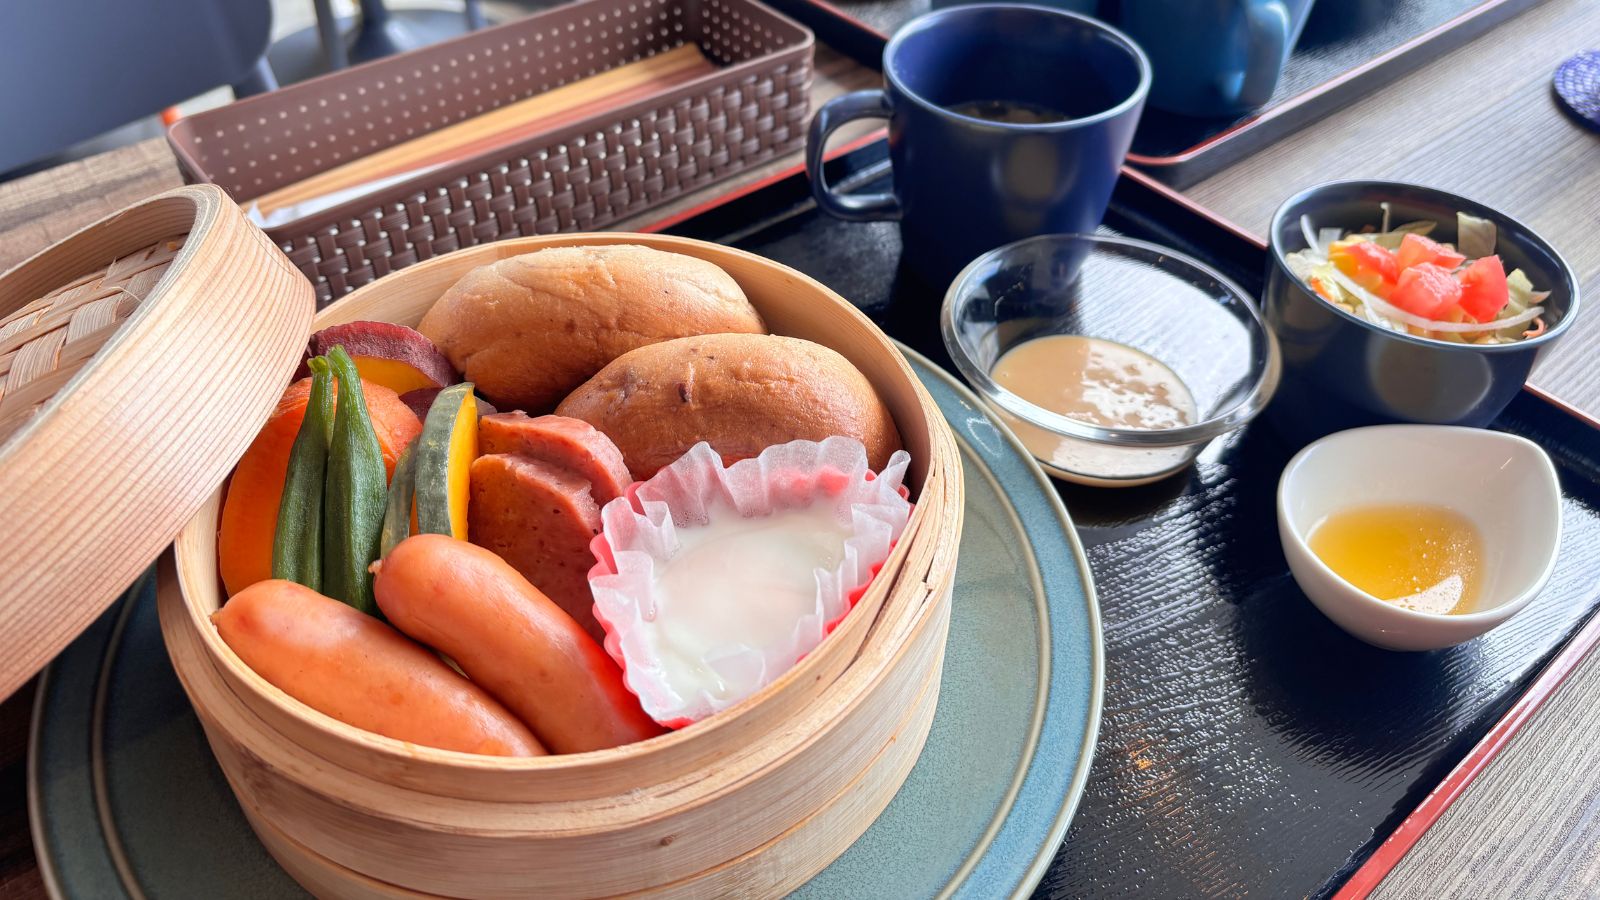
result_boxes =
[587,436,913,727]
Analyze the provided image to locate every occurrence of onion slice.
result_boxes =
[1300,215,1322,255]
[1323,268,1544,334]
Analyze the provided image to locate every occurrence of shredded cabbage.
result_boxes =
[1457,212,1497,260]
[1286,207,1547,344]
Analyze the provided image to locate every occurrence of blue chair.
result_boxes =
[269,0,493,85]
[0,0,276,176]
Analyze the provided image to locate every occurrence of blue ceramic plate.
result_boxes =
[29,348,1103,899]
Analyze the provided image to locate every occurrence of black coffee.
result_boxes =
[949,98,1073,125]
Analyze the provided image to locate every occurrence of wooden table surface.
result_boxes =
[3,4,1599,897]
[1185,0,1600,894]
[1188,0,1600,428]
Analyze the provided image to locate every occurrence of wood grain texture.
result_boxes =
[1184,0,1600,423]
[0,140,181,274]
[0,236,185,443]
[1177,3,1600,883]
[2,5,1597,893]
[238,635,946,900]
[1184,11,1600,886]
[1370,636,1600,898]
[168,231,956,796]
[0,185,315,702]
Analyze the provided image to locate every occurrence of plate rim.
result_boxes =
[896,342,1105,899]
[27,348,1105,900]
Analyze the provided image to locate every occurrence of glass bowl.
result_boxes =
[940,233,1281,486]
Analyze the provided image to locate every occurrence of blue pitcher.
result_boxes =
[1118,0,1317,117]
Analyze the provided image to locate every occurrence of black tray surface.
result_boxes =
[664,142,1600,898]
[770,0,1539,176]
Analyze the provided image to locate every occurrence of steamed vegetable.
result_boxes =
[1287,207,1549,344]
[217,371,420,598]
[380,444,418,558]
[414,383,478,540]
[271,357,334,590]
[323,346,389,615]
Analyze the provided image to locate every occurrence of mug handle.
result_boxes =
[1239,2,1292,110]
[806,90,901,222]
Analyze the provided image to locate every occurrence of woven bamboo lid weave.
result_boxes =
[0,184,314,699]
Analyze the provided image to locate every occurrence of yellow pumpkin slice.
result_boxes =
[414,383,478,540]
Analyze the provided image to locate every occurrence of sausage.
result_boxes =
[374,535,665,753]
[212,580,545,757]
[467,453,606,641]
[477,412,633,506]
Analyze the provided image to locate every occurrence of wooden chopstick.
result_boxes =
[398,62,715,174]
[254,45,714,217]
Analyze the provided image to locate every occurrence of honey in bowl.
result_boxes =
[989,334,1197,482]
[1307,504,1485,615]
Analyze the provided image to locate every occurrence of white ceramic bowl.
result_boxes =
[1277,425,1562,651]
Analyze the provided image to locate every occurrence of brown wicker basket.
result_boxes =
[167,0,814,306]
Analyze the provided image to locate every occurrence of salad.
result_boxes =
[1285,205,1549,343]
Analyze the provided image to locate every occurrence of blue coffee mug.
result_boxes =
[1117,0,1317,116]
[805,5,1151,284]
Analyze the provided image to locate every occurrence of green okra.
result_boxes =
[271,356,334,590]
[321,346,388,615]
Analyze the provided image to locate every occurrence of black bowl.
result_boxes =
[1264,180,1581,442]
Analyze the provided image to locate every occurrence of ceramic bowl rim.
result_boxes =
[1276,423,1563,625]
[1267,178,1583,353]
[940,232,1282,448]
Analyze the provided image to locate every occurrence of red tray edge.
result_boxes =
[1334,606,1600,898]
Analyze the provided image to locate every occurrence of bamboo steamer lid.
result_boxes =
[0,184,314,700]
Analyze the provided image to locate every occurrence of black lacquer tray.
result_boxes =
[659,141,1600,898]
[763,0,1548,187]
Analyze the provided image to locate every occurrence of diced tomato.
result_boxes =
[1396,233,1466,271]
[1389,263,1462,319]
[1458,255,1510,323]
[1329,239,1400,296]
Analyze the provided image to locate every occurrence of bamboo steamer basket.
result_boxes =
[0,185,313,701]
[157,232,966,897]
